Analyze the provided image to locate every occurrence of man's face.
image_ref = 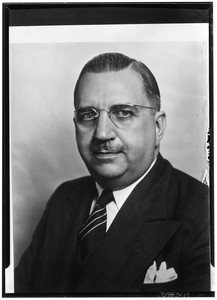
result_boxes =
[75,68,165,189]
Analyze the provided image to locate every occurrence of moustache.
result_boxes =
[91,141,124,153]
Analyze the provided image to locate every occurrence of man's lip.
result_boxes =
[92,151,121,155]
[92,151,122,159]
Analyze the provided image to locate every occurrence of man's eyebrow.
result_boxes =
[76,106,95,111]
[76,103,132,110]
[111,103,132,107]
[110,103,134,109]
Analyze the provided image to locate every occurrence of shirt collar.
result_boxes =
[95,158,157,210]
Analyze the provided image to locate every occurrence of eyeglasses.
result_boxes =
[74,103,156,131]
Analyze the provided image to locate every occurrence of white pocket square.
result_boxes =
[143,261,178,284]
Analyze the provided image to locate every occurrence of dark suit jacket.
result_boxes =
[15,154,210,295]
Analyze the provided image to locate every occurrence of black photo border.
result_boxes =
[2,2,214,297]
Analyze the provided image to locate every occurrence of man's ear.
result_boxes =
[155,111,166,147]
[73,118,78,133]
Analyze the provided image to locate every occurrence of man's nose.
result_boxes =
[93,110,116,140]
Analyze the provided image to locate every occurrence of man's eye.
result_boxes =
[114,110,134,118]
[80,111,96,121]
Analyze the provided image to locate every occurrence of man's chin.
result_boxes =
[89,167,137,190]
[88,164,127,181]
[92,168,125,179]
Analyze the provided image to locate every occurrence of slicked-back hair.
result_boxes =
[74,53,161,111]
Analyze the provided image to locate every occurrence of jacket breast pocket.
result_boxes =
[129,279,179,294]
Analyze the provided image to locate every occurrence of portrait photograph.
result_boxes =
[3,3,213,297]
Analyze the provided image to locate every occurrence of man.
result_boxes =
[15,53,210,294]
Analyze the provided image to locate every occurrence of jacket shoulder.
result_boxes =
[56,176,95,193]
[171,165,208,201]
[172,166,208,194]
[168,163,209,221]
[47,176,95,206]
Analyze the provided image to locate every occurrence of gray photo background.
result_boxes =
[10,41,209,267]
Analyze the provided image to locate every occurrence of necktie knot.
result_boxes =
[97,189,114,207]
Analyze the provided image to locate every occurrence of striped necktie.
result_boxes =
[78,189,114,260]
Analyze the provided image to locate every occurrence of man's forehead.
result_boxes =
[77,69,147,105]
[79,68,142,86]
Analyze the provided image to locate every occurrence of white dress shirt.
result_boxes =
[90,158,157,231]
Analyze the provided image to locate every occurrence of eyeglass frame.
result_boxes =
[74,103,157,131]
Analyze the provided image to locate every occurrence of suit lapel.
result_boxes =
[74,155,181,293]
[56,178,97,291]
